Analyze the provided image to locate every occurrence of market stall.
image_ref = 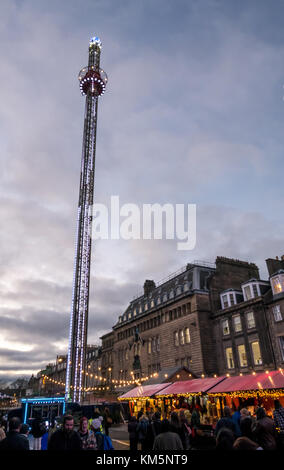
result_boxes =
[156,376,227,422]
[118,383,171,416]
[207,370,284,417]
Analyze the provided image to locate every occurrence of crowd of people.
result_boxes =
[128,399,284,451]
[0,400,283,451]
[0,407,114,451]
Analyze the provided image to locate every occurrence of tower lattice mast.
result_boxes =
[65,36,107,402]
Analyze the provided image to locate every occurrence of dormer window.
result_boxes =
[163,293,167,302]
[128,312,132,319]
[150,299,155,308]
[271,271,284,295]
[157,297,161,305]
[144,302,148,311]
[119,317,122,323]
[242,280,269,301]
[176,286,182,296]
[220,290,242,309]
[169,290,174,299]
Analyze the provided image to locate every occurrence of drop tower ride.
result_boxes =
[65,37,107,402]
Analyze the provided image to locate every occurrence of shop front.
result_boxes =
[118,383,171,417]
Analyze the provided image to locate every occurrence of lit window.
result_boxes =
[226,347,234,369]
[139,304,142,313]
[174,331,179,347]
[180,330,185,345]
[151,300,155,308]
[148,340,152,354]
[271,276,284,295]
[185,327,190,343]
[273,305,283,322]
[144,303,148,311]
[222,319,230,335]
[246,312,255,329]
[233,315,242,333]
[238,344,248,367]
[128,313,132,319]
[251,341,262,365]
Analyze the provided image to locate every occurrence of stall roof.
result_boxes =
[118,383,171,400]
[208,370,284,394]
[156,376,226,397]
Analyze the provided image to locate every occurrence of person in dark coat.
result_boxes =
[102,407,112,436]
[0,417,29,450]
[253,407,277,450]
[153,419,183,451]
[147,411,163,449]
[128,415,138,451]
[48,415,81,450]
[214,406,237,437]
[170,412,184,449]
[31,413,46,450]
[215,427,235,451]
[240,415,254,440]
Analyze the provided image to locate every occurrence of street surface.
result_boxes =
[109,423,130,450]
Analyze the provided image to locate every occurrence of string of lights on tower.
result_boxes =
[65,36,108,402]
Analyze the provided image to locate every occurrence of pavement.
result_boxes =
[109,423,130,450]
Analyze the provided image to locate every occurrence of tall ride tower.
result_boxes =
[65,37,107,402]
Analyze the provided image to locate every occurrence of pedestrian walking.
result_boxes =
[214,406,237,437]
[273,399,284,449]
[31,413,46,450]
[0,417,29,451]
[232,406,241,437]
[136,414,150,450]
[153,419,183,451]
[103,407,112,436]
[48,414,81,450]
[128,415,138,451]
[253,407,277,450]
[78,416,96,450]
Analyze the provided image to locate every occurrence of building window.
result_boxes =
[252,284,259,297]
[169,290,174,299]
[229,293,234,305]
[225,347,234,369]
[163,294,167,302]
[144,303,148,311]
[152,337,156,352]
[180,330,185,345]
[246,312,255,329]
[184,282,189,292]
[174,331,179,347]
[273,305,283,322]
[185,327,190,343]
[271,276,284,295]
[157,297,161,305]
[157,336,160,352]
[222,295,229,309]
[251,341,262,365]
[148,339,152,354]
[233,315,242,333]
[151,299,155,308]
[238,344,248,367]
[139,304,142,313]
[278,336,284,361]
[176,286,182,296]
[128,313,132,319]
[165,312,169,322]
[222,319,230,335]
[244,285,252,301]
[125,349,129,360]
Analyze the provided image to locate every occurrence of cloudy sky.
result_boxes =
[0,0,284,383]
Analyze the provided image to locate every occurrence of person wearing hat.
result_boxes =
[91,418,104,450]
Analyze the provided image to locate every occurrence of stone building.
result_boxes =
[100,255,284,385]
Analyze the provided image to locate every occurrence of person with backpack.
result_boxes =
[92,418,114,450]
[136,414,149,450]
